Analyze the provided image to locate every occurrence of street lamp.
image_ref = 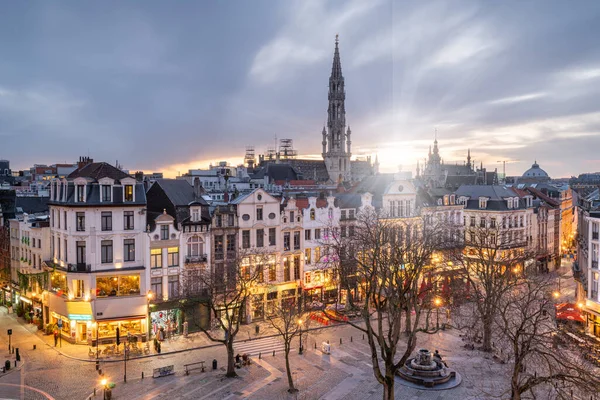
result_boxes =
[297,319,304,355]
[553,291,560,300]
[100,378,107,400]
[434,298,442,329]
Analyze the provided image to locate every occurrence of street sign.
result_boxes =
[7,329,12,335]
[57,319,63,328]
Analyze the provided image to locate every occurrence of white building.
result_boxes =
[46,161,149,345]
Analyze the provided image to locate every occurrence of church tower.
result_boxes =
[322,35,352,183]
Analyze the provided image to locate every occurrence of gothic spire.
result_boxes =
[331,34,343,80]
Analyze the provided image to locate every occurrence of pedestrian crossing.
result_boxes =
[233,335,291,357]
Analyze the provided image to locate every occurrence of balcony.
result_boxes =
[185,254,208,264]
[593,261,599,270]
[67,263,91,273]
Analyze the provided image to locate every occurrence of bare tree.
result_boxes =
[495,275,600,400]
[448,223,533,352]
[323,208,446,400]
[187,252,266,377]
[265,302,308,393]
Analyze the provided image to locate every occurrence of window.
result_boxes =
[490,218,496,228]
[101,240,113,263]
[187,236,203,257]
[216,215,222,227]
[227,234,236,252]
[76,185,85,202]
[101,185,111,202]
[51,210,54,228]
[315,247,321,262]
[310,209,315,220]
[284,258,291,281]
[519,216,524,227]
[479,198,487,209]
[256,207,263,221]
[349,225,355,237]
[256,229,264,247]
[284,232,291,251]
[294,255,301,280]
[161,225,169,240]
[305,229,311,241]
[124,185,134,202]
[64,239,68,262]
[242,230,251,249]
[64,211,67,230]
[192,209,199,222]
[214,235,224,259]
[269,228,276,246]
[290,211,294,222]
[166,247,178,267]
[294,231,301,250]
[480,217,486,228]
[508,198,513,209]
[349,209,355,219]
[57,211,61,230]
[341,210,347,220]
[269,264,276,281]
[76,212,85,231]
[228,214,234,226]
[151,277,162,299]
[124,211,134,230]
[74,280,84,298]
[341,227,347,237]
[124,239,135,262]
[101,212,112,231]
[168,275,179,298]
[328,208,333,219]
[150,248,162,268]
[470,216,476,227]
[315,229,321,240]
[305,248,312,264]
[76,241,86,265]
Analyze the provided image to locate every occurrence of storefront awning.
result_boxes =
[66,302,93,321]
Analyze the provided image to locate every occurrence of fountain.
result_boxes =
[396,348,462,390]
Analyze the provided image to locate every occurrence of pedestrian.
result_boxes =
[235,354,241,368]
[53,329,58,347]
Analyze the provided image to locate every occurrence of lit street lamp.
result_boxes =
[146,290,153,342]
[434,298,442,329]
[100,378,107,400]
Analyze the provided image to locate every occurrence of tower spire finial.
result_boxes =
[335,34,339,45]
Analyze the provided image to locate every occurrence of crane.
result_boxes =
[496,160,520,183]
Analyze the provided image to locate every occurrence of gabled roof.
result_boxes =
[455,185,516,200]
[335,193,363,209]
[153,179,208,207]
[68,162,130,182]
[526,187,560,207]
[251,163,301,182]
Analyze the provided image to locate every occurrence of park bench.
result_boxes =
[184,361,206,375]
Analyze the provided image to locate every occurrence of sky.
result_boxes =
[1,0,600,179]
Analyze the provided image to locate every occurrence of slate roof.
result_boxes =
[455,185,526,211]
[251,164,302,182]
[15,197,50,215]
[351,173,395,208]
[153,179,208,207]
[68,162,130,181]
[335,193,363,209]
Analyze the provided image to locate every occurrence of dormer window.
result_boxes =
[479,197,487,209]
[514,197,519,208]
[124,185,134,202]
[310,209,316,220]
[101,185,111,202]
[192,209,199,222]
[450,195,455,205]
[76,185,85,202]
[507,198,513,209]
[161,225,169,240]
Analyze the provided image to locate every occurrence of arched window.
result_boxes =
[187,235,204,257]
[310,209,316,220]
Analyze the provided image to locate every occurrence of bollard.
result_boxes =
[272,350,275,357]
[259,352,261,360]
[33,345,36,350]
[142,371,144,379]
[350,336,353,343]
[93,388,96,396]
[340,338,342,345]
[14,360,17,368]
[314,342,317,349]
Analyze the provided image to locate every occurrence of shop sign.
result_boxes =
[68,314,92,321]
[57,319,63,328]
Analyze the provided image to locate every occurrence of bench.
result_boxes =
[184,361,206,375]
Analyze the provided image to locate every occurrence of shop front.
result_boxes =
[92,317,147,345]
[150,307,181,340]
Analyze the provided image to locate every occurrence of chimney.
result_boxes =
[224,191,230,203]
[77,156,93,170]
[194,178,202,200]
[135,171,144,182]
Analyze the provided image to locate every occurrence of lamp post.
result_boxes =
[297,319,303,355]
[434,298,442,329]
[146,290,153,342]
[100,378,107,400]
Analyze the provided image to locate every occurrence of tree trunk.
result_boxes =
[404,309,411,334]
[482,318,493,352]
[382,376,395,400]
[284,345,297,392]
[225,340,237,377]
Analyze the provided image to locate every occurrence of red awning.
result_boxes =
[555,303,585,323]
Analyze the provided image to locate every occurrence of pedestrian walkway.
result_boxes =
[234,336,288,356]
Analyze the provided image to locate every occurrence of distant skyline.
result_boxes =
[2,1,600,178]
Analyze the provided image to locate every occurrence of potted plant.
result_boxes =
[5,301,12,313]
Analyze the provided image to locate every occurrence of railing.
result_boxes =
[185,254,208,264]
[67,263,91,272]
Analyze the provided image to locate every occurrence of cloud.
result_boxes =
[488,92,548,105]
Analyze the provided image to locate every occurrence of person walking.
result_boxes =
[53,329,58,347]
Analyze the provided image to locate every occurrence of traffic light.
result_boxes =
[116,328,120,346]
